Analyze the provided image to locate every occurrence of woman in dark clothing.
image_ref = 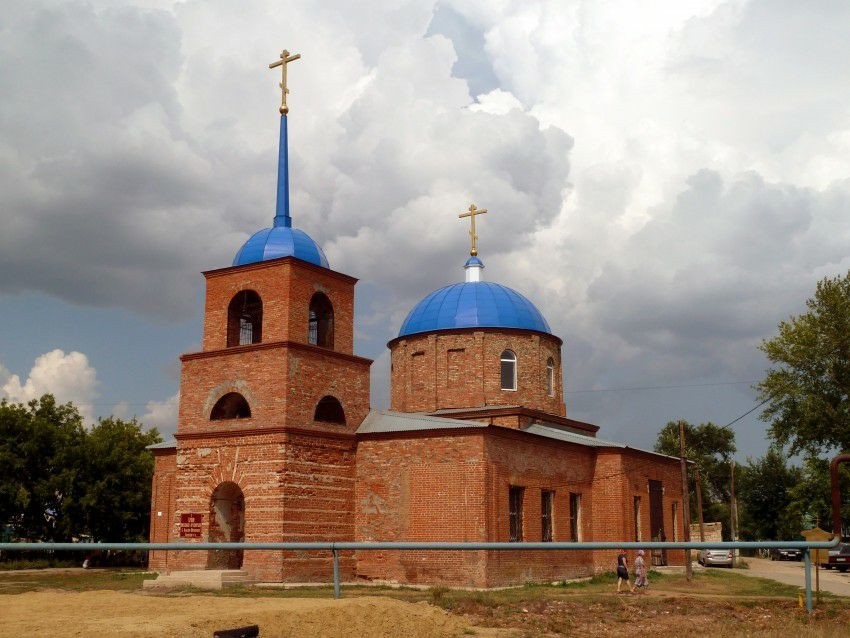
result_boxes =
[616,549,634,593]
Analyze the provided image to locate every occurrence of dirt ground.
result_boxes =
[3,569,850,637]
[0,591,494,637]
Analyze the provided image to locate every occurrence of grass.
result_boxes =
[0,566,800,600]
[0,569,153,594]
[560,568,670,589]
[0,558,78,571]
[698,568,800,597]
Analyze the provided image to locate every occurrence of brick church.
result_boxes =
[147,52,685,587]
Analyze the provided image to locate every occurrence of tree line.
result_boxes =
[655,271,850,540]
[0,395,161,543]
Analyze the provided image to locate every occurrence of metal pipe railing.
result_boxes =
[0,540,838,551]
[0,539,838,612]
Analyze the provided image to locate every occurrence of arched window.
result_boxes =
[210,392,252,420]
[313,395,345,424]
[500,350,517,391]
[308,292,334,348]
[546,357,555,396]
[227,290,263,347]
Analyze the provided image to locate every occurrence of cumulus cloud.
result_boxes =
[1,350,99,421]
[4,0,850,454]
[580,171,850,380]
[0,2,238,319]
[0,1,570,323]
[140,393,179,437]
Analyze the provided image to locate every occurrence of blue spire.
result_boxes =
[231,51,330,269]
[273,114,291,228]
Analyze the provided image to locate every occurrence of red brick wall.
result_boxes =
[282,345,370,433]
[158,430,356,583]
[177,343,370,437]
[353,427,685,587]
[148,254,369,582]
[483,428,596,585]
[278,431,357,581]
[588,449,685,570]
[619,450,685,566]
[181,258,371,440]
[354,431,488,585]
[390,329,565,415]
[202,258,357,355]
[149,251,686,586]
[148,449,176,571]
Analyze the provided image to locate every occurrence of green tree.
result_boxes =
[0,395,161,543]
[737,447,802,540]
[654,420,736,532]
[80,417,160,541]
[0,400,31,535]
[757,271,850,456]
[782,456,850,537]
[0,395,86,541]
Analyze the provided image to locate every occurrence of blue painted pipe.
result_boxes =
[0,540,838,551]
[2,539,834,607]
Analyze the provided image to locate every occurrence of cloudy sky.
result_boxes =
[2,0,849,459]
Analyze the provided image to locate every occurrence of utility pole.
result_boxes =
[679,420,693,581]
[695,466,706,542]
[730,460,737,565]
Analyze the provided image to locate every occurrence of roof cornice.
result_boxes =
[387,326,562,349]
[428,405,598,434]
[180,339,373,366]
[203,255,358,285]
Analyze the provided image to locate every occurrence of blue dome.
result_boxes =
[233,226,329,268]
[398,281,551,338]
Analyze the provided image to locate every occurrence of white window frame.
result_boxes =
[500,350,517,391]
[569,492,582,542]
[546,357,555,396]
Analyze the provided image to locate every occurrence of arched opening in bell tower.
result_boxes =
[206,482,245,570]
[227,290,263,347]
[313,395,345,424]
[308,292,334,348]
[210,392,252,420]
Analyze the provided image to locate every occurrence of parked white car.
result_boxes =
[697,548,733,567]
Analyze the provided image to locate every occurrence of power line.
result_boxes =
[564,380,756,395]
[721,397,771,430]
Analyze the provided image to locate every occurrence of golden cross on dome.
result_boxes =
[458,203,488,256]
[269,49,301,114]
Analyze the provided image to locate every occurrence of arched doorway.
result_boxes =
[206,482,245,570]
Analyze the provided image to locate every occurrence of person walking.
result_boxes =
[633,549,649,592]
[616,549,634,593]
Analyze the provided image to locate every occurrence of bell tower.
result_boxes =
[150,51,371,583]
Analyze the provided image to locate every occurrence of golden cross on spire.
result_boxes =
[269,49,301,114]
[458,203,488,256]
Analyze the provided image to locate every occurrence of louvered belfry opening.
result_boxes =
[227,290,263,347]
[308,292,334,348]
